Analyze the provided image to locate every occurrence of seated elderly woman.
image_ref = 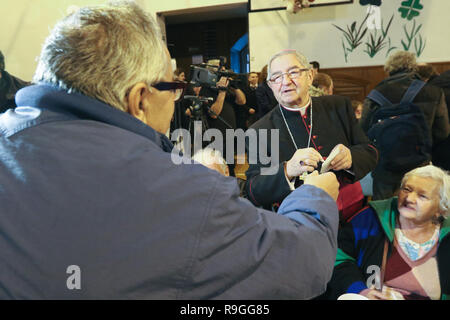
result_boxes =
[325,165,450,300]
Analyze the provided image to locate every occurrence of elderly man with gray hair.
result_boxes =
[245,49,377,219]
[0,2,342,299]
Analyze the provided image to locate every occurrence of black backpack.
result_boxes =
[366,80,432,172]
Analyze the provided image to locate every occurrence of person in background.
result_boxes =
[429,70,450,171]
[241,72,258,128]
[326,165,450,300]
[310,61,320,78]
[0,50,29,112]
[361,51,449,200]
[310,72,334,97]
[173,68,186,82]
[351,100,363,121]
[255,64,278,120]
[416,63,438,82]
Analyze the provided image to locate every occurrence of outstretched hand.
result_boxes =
[304,171,339,201]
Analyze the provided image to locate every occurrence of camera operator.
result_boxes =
[199,61,246,176]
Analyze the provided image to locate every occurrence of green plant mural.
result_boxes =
[414,33,426,57]
[401,19,426,57]
[334,14,369,62]
[398,0,423,21]
[385,38,397,58]
[333,1,428,62]
[364,14,394,58]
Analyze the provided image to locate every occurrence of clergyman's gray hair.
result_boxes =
[266,50,310,81]
[33,1,168,112]
[401,165,450,219]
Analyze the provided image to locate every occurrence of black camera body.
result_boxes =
[189,64,246,90]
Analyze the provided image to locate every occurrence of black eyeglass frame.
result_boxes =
[267,68,310,84]
[152,81,187,102]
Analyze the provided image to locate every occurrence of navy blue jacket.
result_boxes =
[0,84,339,299]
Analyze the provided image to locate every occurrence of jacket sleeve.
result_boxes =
[360,97,378,134]
[338,97,378,181]
[244,160,292,207]
[326,218,369,299]
[184,178,339,300]
[431,91,450,143]
[244,127,292,207]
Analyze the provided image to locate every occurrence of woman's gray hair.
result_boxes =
[33,1,168,112]
[266,50,310,81]
[192,148,228,176]
[401,165,450,219]
[384,51,418,75]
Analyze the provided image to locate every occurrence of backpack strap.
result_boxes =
[400,80,426,104]
[367,89,393,107]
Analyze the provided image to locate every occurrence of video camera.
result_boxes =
[189,57,247,89]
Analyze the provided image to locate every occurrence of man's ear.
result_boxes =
[127,82,151,123]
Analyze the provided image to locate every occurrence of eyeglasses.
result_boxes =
[268,68,310,84]
[153,81,187,102]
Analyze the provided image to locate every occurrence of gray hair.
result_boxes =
[384,51,418,75]
[192,148,228,176]
[33,1,168,112]
[401,165,450,219]
[266,50,310,81]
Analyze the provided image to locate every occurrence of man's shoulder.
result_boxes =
[249,106,279,130]
[313,95,350,112]
[314,95,349,104]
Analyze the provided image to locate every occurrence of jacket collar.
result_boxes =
[5,83,174,152]
[370,197,450,243]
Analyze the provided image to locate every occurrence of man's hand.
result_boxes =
[285,148,323,180]
[304,171,339,201]
[329,144,352,171]
[216,76,229,91]
[249,108,255,114]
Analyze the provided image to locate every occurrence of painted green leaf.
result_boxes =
[399,0,423,20]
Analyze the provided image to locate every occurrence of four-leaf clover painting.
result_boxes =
[398,0,423,20]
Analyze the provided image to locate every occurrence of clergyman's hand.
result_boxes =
[329,144,352,171]
[285,148,323,180]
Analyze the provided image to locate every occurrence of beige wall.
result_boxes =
[0,0,109,81]
[3,0,447,80]
[0,0,246,81]
[249,0,450,72]
[142,0,245,13]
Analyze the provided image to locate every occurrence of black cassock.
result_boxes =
[244,95,378,219]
